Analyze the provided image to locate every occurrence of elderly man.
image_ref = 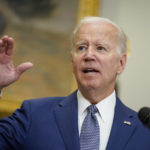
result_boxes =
[0,17,150,150]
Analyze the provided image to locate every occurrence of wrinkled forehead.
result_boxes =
[75,22,119,43]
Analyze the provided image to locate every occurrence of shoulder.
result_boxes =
[116,96,150,136]
[21,90,78,112]
[22,96,65,111]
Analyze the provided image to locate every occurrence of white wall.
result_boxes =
[100,0,150,111]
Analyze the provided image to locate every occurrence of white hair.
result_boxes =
[72,16,127,55]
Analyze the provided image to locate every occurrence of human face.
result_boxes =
[72,22,126,95]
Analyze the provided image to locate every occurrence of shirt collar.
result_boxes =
[77,90,116,122]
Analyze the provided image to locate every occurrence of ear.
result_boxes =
[117,53,127,75]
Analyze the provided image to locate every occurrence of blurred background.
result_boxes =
[0,0,78,117]
[0,0,150,118]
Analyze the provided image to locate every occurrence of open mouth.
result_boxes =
[83,68,99,73]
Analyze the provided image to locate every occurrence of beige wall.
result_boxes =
[100,0,150,111]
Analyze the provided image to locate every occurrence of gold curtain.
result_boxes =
[77,0,100,21]
[0,98,21,118]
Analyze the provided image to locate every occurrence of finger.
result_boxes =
[2,36,8,49]
[6,37,14,56]
[0,35,10,53]
[2,36,14,56]
[16,62,34,75]
[0,39,2,47]
[0,39,7,53]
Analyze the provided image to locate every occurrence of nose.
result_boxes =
[84,46,96,61]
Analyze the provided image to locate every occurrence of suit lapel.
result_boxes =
[106,97,137,150]
[54,91,80,150]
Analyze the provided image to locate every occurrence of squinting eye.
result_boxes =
[97,46,105,51]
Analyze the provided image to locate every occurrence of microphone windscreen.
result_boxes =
[138,107,150,128]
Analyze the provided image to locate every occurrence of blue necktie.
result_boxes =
[80,105,100,150]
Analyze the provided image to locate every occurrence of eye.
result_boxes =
[78,45,86,51]
[97,46,105,51]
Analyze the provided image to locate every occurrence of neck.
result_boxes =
[79,87,115,104]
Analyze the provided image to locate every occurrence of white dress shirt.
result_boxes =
[77,90,116,150]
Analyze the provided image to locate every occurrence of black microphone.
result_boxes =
[138,107,150,128]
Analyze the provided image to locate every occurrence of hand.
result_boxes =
[0,35,33,90]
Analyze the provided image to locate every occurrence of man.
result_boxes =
[0,16,150,150]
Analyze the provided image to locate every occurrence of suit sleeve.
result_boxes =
[0,101,31,150]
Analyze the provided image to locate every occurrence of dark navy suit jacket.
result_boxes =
[0,91,150,150]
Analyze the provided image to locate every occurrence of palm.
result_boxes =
[0,36,33,89]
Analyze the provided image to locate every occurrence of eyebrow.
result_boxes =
[75,41,88,46]
[95,41,112,48]
[74,41,114,50]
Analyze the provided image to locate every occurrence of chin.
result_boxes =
[80,81,100,90]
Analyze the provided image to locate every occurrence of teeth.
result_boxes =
[83,68,98,73]
[87,69,94,71]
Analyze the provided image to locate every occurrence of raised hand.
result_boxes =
[0,35,33,90]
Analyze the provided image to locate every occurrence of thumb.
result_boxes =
[16,62,33,75]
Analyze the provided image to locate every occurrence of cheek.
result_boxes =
[71,57,80,73]
[109,60,121,75]
[102,57,120,73]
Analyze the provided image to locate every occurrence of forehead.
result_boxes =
[75,22,119,43]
